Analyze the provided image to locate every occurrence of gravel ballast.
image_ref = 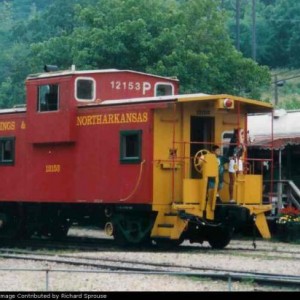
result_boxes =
[0,228,299,292]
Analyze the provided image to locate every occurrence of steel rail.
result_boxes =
[0,251,299,284]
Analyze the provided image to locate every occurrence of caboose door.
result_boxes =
[190,116,215,178]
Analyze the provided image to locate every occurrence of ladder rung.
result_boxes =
[151,235,171,239]
[157,223,174,228]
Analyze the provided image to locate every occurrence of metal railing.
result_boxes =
[263,180,300,217]
[0,267,299,292]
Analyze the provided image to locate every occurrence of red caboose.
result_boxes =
[0,66,272,247]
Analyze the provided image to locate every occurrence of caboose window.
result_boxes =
[75,78,95,101]
[155,83,174,96]
[120,130,142,164]
[0,137,15,165]
[38,84,59,112]
[221,131,234,156]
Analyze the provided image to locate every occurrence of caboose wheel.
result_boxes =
[193,149,210,173]
[104,222,114,236]
[207,226,233,249]
[41,221,70,239]
[0,211,23,239]
[49,224,70,239]
[114,219,144,245]
[112,213,153,246]
[113,227,128,246]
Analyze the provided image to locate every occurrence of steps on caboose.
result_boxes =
[151,209,187,240]
[164,212,178,217]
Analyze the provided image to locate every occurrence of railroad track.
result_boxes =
[1,230,299,290]
[1,234,299,261]
[0,248,299,289]
[0,236,116,252]
[207,246,300,260]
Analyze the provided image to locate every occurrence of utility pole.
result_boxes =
[236,0,241,50]
[252,0,256,61]
[274,74,279,105]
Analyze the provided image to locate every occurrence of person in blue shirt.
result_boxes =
[208,145,229,202]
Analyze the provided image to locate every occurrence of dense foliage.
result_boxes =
[0,0,299,108]
[224,0,300,108]
[224,0,300,69]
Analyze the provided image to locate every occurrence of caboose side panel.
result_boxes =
[20,105,154,204]
[0,114,27,201]
[74,105,154,204]
[24,143,76,202]
[153,103,183,205]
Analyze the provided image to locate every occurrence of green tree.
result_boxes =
[0,1,13,74]
[224,0,300,69]
[270,0,300,68]
[68,0,270,96]
[0,0,271,108]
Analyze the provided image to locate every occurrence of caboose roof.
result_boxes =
[0,93,272,115]
[177,93,273,113]
[81,93,273,113]
[26,68,179,82]
[0,106,26,115]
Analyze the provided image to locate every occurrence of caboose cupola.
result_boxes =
[25,68,179,144]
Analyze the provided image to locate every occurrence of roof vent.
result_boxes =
[44,65,59,72]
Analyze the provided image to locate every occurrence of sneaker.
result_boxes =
[229,199,236,204]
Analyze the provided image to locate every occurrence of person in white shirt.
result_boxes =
[227,128,246,203]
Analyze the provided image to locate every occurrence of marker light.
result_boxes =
[224,98,233,108]
[216,98,235,109]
